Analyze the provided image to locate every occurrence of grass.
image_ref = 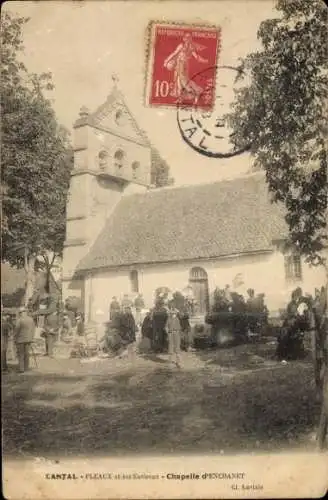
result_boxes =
[2,342,323,459]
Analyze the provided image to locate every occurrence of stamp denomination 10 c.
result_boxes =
[146,22,221,109]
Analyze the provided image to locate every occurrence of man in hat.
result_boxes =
[15,307,35,373]
[43,309,59,357]
[134,293,145,327]
[166,297,182,369]
[109,296,121,321]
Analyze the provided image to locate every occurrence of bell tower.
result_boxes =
[62,78,152,303]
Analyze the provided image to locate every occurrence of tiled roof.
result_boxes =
[77,174,288,272]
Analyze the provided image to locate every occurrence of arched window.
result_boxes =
[189,267,209,314]
[114,149,125,170]
[131,161,140,179]
[98,150,108,170]
[130,270,139,293]
[189,267,208,281]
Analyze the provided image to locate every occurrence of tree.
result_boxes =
[227,0,327,267]
[151,148,174,188]
[1,11,73,305]
[226,0,328,422]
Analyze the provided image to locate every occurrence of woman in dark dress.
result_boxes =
[119,306,137,347]
[151,297,168,352]
[141,311,153,340]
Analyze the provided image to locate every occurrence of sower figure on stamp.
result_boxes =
[164,33,208,104]
[15,307,35,373]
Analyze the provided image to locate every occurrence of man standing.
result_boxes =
[43,310,59,357]
[134,294,145,327]
[246,288,257,334]
[75,313,84,336]
[15,307,35,373]
[167,300,182,369]
[109,296,121,321]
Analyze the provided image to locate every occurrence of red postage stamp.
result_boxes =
[146,22,221,110]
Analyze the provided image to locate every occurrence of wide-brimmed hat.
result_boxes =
[19,306,27,313]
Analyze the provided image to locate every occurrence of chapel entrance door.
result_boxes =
[189,267,209,315]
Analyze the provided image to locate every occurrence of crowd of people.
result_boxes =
[2,283,327,373]
[276,286,327,363]
[102,290,193,368]
[2,306,36,373]
[204,286,269,344]
[1,290,192,371]
[1,301,86,373]
[109,294,145,326]
[140,291,193,354]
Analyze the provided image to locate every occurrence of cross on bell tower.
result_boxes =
[112,73,119,88]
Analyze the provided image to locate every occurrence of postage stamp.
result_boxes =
[146,22,221,109]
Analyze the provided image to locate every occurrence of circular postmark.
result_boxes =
[177,65,250,158]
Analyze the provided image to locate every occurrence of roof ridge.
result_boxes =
[90,87,120,120]
[90,87,151,145]
[122,171,266,200]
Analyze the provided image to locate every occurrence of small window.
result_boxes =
[130,270,139,293]
[132,161,140,179]
[284,254,302,282]
[115,109,124,125]
[114,149,124,170]
[98,150,108,170]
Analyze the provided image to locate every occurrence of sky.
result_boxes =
[5,0,278,186]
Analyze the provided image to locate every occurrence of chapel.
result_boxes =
[62,83,325,323]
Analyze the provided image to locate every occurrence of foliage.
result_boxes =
[227,0,328,266]
[64,296,82,314]
[150,148,174,187]
[1,11,73,301]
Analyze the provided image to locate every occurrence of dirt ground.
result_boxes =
[2,342,323,459]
